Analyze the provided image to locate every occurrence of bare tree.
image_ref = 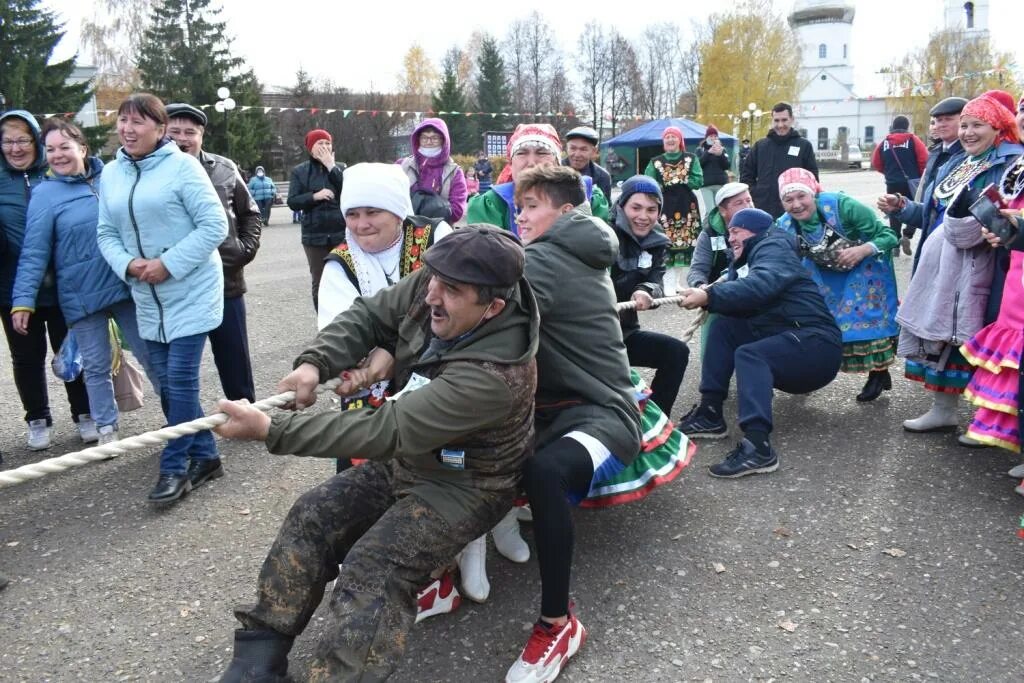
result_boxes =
[503,12,563,119]
[79,0,157,89]
[607,32,641,137]
[576,22,610,130]
[504,20,528,113]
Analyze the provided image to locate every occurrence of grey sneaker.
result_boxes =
[77,414,99,443]
[27,419,52,451]
[708,439,779,478]
[1007,463,1024,479]
[97,425,119,447]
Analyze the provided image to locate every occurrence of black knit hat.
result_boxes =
[165,103,208,127]
[891,115,910,132]
[423,225,524,288]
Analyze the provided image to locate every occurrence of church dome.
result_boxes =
[789,0,855,27]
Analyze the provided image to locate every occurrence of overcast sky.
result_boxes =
[48,0,1023,100]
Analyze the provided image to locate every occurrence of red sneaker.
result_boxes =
[414,571,461,624]
[505,613,587,683]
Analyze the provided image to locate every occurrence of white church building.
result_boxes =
[788,0,989,155]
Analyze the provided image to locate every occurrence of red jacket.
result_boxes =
[871,132,928,182]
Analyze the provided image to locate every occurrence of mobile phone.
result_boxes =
[969,184,1016,245]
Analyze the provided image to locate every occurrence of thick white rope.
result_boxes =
[1,294,714,490]
[0,378,341,489]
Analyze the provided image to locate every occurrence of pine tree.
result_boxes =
[432,49,473,155]
[136,0,271,171]
[0,0,92,114]
[475,36,512,134]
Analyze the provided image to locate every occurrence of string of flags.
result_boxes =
[34,63,1018,122]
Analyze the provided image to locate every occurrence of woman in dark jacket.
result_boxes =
[697,125,731,210]
[287,129,346,311]
[12,119,155,446]
[610,175,689,413]
[0,109,90,450]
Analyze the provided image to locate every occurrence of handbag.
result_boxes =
[109,319,144,412]
[800,223,862,272]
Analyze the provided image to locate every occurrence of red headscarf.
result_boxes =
[961,92,1021,145]
[777,167,822,199]
[662,126,686,150]
[496,123,563,184]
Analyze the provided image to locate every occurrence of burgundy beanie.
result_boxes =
[706,125,719,137]
[305,129,332,152]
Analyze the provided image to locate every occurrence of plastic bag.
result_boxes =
[51,330,83,382]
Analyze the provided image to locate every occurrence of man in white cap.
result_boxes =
[561,125,612,198]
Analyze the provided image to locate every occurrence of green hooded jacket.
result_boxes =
[266,267,540,523]
[525,205,642,463]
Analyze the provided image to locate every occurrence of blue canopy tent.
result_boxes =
[601,117,737,184]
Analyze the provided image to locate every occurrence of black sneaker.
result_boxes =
[708,439,779,478]
[187,458,225,488]
[677,404,728,440]
[148,473,191,503]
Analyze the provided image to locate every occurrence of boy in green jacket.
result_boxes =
[213,227,539,682]
[506,165,641,683]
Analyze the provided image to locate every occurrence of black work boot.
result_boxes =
[220,629,294,683]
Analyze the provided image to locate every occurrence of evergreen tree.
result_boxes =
[432,49,473,156]
[475,36,511,136]
[136,0,271,170]
[0,0,92,114]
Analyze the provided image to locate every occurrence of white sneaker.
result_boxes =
[77,414,99,443]
[414,571,461,624]
[27,419,52,451]
[456,535,490,602]
[516,504,533,523]
[97,425,119,447]
[492,507,530,563]
[1008,463,1024,479]
[505,613,587,683]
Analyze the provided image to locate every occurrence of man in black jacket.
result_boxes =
[678,208,841,478]
[287,129,346,311]
[740,103,819,219]
[166,103,262,441]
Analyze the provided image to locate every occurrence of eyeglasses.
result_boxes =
[1,138,33,149]
[419,133,443,142]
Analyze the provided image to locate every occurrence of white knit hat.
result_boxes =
[340,163,414,219]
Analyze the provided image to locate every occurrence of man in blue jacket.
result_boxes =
[677,208,842,477]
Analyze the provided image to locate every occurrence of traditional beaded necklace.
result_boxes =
[932,150,995,204]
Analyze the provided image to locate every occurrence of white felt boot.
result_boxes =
[456,535,490,603]
[492,507,530,563]
[902,391,959,433]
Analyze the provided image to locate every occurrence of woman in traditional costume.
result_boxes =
[890,92,1023,435]
[776,167,900,402]
[643,126,703,293]
[959,93,1024,485]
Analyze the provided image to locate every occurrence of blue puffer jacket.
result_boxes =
[0,110,54,307]
[13,157,131,324]
[97,140,227,343]
[706,228,841,344]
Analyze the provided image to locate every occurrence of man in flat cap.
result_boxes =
[562,125,612,198]
[877,96,967,269]
[212,226,539,682]
[165,103,262,484]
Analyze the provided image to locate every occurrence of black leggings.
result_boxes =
[522,437,595,618]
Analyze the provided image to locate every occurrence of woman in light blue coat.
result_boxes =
[12,119,156,445]
[97,94,228,505]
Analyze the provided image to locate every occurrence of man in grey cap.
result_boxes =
[165,102,262,485]
[877,96,967,269]
[212,226,539,682]
[562,125,612,198]
[687,182,754,354]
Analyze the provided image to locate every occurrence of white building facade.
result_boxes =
[788,0,988,155]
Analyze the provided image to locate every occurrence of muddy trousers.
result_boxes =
[234,460,511,682]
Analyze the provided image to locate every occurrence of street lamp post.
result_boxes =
[214,86,236,157]
[740,102,762,142]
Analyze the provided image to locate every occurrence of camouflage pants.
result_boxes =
[234,460,511,682]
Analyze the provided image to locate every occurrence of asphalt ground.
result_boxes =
[2,170,1022,682]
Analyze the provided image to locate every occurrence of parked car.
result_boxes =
[847,144,864,168]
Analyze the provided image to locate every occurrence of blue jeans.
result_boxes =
[71,300,156,429]
[146,332,218,475]
[701,316,842,434]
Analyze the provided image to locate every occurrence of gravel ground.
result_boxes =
[2,172,1022,682]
